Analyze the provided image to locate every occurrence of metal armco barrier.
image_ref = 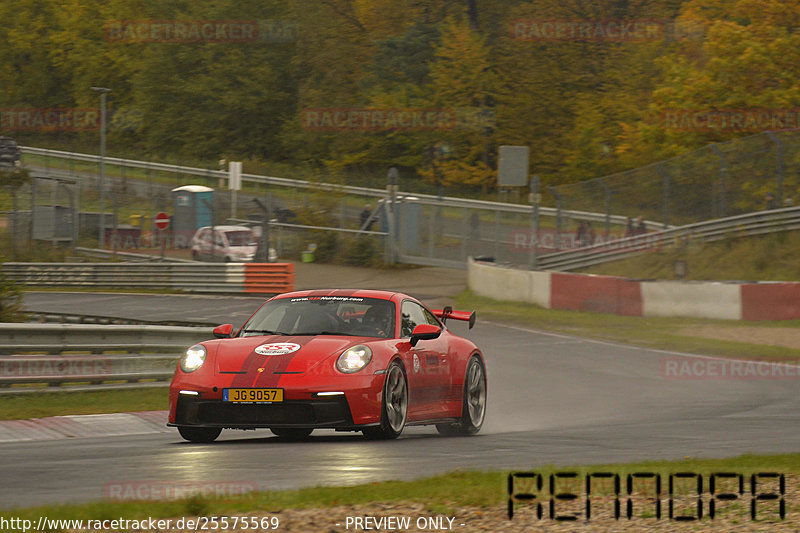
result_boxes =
[0,323,211,394]
[0,323,208,354]
[1,262,294,294]
[535,206,800,271]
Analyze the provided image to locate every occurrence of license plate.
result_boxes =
[223,388,284,403]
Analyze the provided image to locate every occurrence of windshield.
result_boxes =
[241,296,395,338]
[225,230,256,247]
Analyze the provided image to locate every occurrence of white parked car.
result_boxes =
[190,225,275,262]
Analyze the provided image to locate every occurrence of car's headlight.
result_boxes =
[180,344,207,373]
[336,345,372,373]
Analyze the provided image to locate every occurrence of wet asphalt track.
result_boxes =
[2,292,799,509]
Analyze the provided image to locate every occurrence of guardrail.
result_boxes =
[536,206,800,271]
[0,323,211,394]
[74,246,195,263]
[1,262,294,294]
[25,311,216,327]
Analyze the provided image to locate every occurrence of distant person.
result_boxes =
[576,221,586,247]
[636,216,646,235]
[625,217,634,238]
[469,211,480,240]
[585,221,595,247]
[359,204,375,230]
[765,192,777,210]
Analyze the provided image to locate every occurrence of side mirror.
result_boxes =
[213,324,234,339]
[410,324,441,347]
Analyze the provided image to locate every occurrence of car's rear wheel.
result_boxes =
[270,428,313,441]
[363,361,407,440]
[436,355,486,436]
[178,426,222,443]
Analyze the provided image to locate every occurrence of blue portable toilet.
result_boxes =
[171,185,213,248]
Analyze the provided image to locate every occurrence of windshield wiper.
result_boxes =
[241,329,290,336]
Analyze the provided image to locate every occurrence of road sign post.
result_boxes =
[229,162,242,219]
[155,212,170,261]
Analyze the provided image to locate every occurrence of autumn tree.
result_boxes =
[618,0,800,165]
[420,17,500,191]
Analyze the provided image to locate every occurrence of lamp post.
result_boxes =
[91,87,111,248]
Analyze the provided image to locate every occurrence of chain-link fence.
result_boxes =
[0,150,391,265]
[548,131,800,230]
[2,130,798,269]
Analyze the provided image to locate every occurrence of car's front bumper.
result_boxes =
[168,370,386,429]
[169,393,358,429]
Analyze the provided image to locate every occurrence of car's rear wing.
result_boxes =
[432,306,476,329]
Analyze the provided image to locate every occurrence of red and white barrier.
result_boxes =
[468,258,800,321]
[2,262,295,295]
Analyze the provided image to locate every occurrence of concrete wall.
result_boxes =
[468,258,800,321]
[641,281,741,320]
[467,259,550,307]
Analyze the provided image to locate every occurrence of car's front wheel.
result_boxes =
[436,355,486,436]
[270,428,313,441]
[178,426,222,443]
[363,361,407,440]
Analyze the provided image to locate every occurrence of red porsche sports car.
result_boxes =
[168,289,486,442]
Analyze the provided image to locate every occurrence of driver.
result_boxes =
[363,304,392,337]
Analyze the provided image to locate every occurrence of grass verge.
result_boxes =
[2,453,796,519]
[0,387,168,420]
[585,231,800,282]
[457,290,800,362]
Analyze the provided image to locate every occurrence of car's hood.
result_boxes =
[214,335,373,374]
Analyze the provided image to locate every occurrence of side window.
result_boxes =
[422,307,440,327]
[400,301,429,338]
[215,231,225,247]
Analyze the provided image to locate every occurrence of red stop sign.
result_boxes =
[155,212,170,230]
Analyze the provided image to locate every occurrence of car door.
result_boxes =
[213,230,227,261]
[400,300,449,418]
[196,229,212,260]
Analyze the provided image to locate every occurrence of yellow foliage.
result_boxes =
[419,159,494,189]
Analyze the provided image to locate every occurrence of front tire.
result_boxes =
[178,426,221,443]
[270,428,313,441]
[437,355,486,436]
[363,361,407,440]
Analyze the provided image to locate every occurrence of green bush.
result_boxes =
[344,235,377,267]
[314,231,339,263]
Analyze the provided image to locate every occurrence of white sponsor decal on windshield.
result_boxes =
[290,296,365,302]
[254,343,301,356]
